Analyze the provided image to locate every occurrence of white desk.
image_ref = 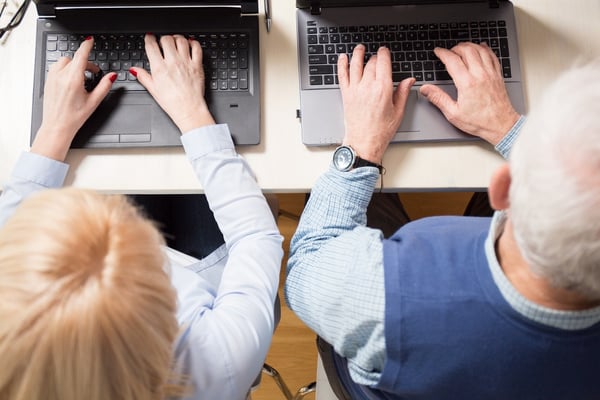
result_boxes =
[1,1,599,193]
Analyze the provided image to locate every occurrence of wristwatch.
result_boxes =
[332,145,383,173]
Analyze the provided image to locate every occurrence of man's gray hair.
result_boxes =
[509,60,600,300]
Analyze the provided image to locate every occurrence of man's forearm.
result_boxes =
[288,165,379,261]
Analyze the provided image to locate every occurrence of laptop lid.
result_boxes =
[297,0,507,8]
[31,0,261,148]
[34,1,258,16]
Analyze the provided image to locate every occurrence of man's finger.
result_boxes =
[337,53,350,89]
[375,47,392,82]
[434,47,469,84]
[450,42,489,77]
[393,77,416,121]
[479,42,503,76]
[362,54,377,82]
[349,44,366,83]
[419,84,458,119]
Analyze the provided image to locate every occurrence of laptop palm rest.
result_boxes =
[299,84,478,145]
[72,92,179,148]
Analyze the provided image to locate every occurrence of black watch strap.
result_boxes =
[354,156,384,173]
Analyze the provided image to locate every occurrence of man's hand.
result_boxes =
[130,34,215,133]
[32,37,116,161]
[420,42,520,145]
[338,45,415,164]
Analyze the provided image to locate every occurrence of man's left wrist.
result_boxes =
[333,145,383,173]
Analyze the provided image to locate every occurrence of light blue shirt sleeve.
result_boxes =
[285,117,528,386]
[172,124,284,400]
[495,115,526,159]
[0,152,69,228]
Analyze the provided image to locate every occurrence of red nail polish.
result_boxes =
[129,68,137,77]
[85,36,92,41]
[109,73,117,83]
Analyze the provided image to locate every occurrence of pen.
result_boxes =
[264,0,271,32]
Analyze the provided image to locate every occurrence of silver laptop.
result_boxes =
[30,0,261,148]
[296,0,526,146]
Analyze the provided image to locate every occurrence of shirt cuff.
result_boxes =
[495,115,526,159]
[322,164,380,206]
[180,124,234,162]
[13,152,69,188]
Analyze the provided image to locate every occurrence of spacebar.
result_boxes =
[111,81,147,91]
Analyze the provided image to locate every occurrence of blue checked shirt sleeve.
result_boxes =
[495,115,526,159]
[285,165,387,385]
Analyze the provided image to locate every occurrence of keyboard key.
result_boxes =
[392,72,412,82]
[309,55,327,64]
[308,45,324,54]
[309,76,323,85]
[309,65,334,75]
[501,58,512,78]
[435,71,452,81]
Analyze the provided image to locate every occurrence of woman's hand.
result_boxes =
[31,37,116,161]
[130,34,215,133]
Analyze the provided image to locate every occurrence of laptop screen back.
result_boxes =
[34,0,244,5]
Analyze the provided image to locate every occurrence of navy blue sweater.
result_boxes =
[333,216,600,399]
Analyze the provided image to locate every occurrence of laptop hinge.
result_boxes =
[310,3,321,15]
[37,4,56,17]
[38,3,256,18]
[488,0,500,8]
[241,0,259,15]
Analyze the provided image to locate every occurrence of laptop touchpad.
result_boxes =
[396,89,419,134]
[87,104,152,135]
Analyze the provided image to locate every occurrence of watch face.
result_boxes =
[333,146,354,171]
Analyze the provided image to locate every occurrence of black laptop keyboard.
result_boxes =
[306,20,512,86]
[45,33,250,91]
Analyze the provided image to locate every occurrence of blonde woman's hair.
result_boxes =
[0,188,181,400]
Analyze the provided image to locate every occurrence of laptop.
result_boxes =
[296,0,526,146]
[30,0,261,148]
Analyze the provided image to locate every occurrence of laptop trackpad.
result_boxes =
[74,102,152,146]
[395,89,419,134]
[87,104,151,135]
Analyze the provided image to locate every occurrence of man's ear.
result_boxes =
[488,163,511,211]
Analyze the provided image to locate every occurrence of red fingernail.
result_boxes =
[129,68,137,77]
[85,36,92,41]
[109,73,117,83]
